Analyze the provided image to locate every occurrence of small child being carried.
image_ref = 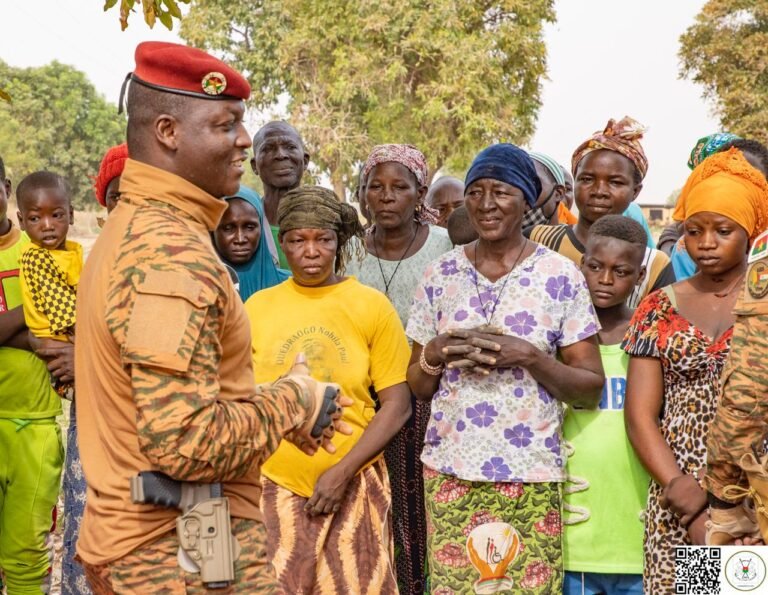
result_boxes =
[16,171,83,397]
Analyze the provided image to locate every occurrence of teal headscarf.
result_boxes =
[219,186,290,300]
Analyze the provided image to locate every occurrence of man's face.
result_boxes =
[561,166,574,209]
[250,125,308,191]
[0,178,10,226]
[175,99,252,198]
[105,176,121,214]
[530,161,563,221]
[426,178,465,228]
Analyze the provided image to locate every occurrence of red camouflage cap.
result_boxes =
[120,41,250,108]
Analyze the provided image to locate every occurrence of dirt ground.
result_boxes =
[49,406,69,595]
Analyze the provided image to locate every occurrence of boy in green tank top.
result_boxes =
[0,156,63,593]
[563,215,650,595]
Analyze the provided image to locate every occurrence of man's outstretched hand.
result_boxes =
[280,353,353,456]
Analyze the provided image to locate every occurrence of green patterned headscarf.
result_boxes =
[277,186,364,274]
[687,133,740,170]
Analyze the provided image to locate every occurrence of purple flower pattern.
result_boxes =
[444,367,460,383]
[547,329,563,345]
[544,432,561,456]
[466,402,498,427]
[481,457,512,481]
[441,259,459,276]
[537,385,553,404]
[469,290,496,318]
[425,426,442,447]
[545,275,575,301]
[505,424,534,448]
[405,245,600,482]
[505,311,538,336]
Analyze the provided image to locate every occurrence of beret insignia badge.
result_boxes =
[202,72,227,96]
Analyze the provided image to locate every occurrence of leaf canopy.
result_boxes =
[0,61,125,209]
[180,0,555,195]
[680,0,768,143]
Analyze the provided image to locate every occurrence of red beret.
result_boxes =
[93,143,128,206]
[129,41,250,101]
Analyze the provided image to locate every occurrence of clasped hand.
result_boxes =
[660,474,708,533]
[429,325,533,375]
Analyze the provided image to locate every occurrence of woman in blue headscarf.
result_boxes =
[214,185,289,301]
[406,144,603,594]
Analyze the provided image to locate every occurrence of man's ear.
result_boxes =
[553,184,566,203]
[154,113,179,151]
[250,156,258,176]
[635,265,647,287]
[4,179,11,197]
[303,151,310,169]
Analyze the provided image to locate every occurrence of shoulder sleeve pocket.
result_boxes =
[123,269,216,372]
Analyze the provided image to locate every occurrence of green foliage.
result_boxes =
[0,60,125,209]
[181,0,555,197]
[104,0,190,31]
[680,1,768,144]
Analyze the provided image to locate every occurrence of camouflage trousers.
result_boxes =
[81,518,278,594]
[705,312,768,503]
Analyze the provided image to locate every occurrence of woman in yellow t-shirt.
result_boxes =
[244,185,411,594]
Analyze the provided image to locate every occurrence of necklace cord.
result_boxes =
[472,239,528,326]
[374,224,419,296]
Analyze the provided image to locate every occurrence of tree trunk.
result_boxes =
[330,168,347,202]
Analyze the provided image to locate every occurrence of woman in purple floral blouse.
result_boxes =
[406,144,604,594]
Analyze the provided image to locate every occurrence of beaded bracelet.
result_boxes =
[419,349,444,376]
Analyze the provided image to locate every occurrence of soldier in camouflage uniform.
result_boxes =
[705,226,768,544]
[74,42,348,593]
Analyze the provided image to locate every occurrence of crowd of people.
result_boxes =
[1,40,768,595]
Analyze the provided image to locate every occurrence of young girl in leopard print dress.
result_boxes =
[623,148,768,593]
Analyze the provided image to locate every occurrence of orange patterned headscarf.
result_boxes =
[572,116,648,180]
[673,147,768,241]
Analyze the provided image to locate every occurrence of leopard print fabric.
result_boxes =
[623,289,733,594]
